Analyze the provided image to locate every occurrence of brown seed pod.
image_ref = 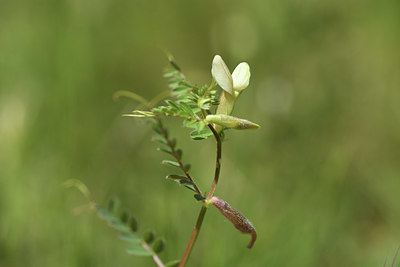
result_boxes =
[211,196,257,248]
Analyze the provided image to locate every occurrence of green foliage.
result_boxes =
[108,197,120,215]
[152,239,166,254]
[102,55,261,266]
[120,210,130,224]
[95,198,167,261]
[128,59,221,141]
[161,160,180,168]
[194,194,206,201]
[126,245,153,256]
[129,217,139,232]
[119,232,141,243]
[126,55,261,141]
[83,55,261,266]
[143,231,155,244]
[149,118,201,196]
[4,2,400,266]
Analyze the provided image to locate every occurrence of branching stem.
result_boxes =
[179,124,222,266]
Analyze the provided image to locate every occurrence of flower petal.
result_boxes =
[232,62,250,92]
[211,55,233,95]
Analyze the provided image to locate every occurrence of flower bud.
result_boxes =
[232,62,250,93]
[211,196,257,248]
[206,114,260,130]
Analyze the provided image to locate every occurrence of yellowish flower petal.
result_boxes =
[232,62,250,92]
[211,55,233,95]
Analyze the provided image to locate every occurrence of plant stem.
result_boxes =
[178,205,207,267]
[179,124,222,266]
[206,124,222,200]
[142,242,165,267]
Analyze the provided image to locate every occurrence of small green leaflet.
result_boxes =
[119,232,142,243]
[152,239,165,253]
[190,128,213,140]
[166,174,189,181]
[157,145,172,154]
[194,194,206,201]
[161,160,180,168]
[163,69,179,78]
[152,134,168,144]
[143,231,155,243]
[109,219,131,232]
[96,205,118,222]
[126,244,153,256]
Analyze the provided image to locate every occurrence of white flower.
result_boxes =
[232,63,250,93]
[211,55,250,97]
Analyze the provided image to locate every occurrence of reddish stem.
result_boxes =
[179,124,222,266]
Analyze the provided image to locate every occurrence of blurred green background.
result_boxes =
[1,0,400,266]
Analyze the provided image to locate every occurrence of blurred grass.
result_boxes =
[1,0,400,266]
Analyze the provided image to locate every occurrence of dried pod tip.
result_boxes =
[211,196,257,249]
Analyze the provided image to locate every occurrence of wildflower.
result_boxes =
[211,55,251,132]
[211,55,250,98]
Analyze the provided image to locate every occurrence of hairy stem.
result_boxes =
[179,124,222,266]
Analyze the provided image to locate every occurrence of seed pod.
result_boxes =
[211,196,257,248]
[206,114,260,130]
